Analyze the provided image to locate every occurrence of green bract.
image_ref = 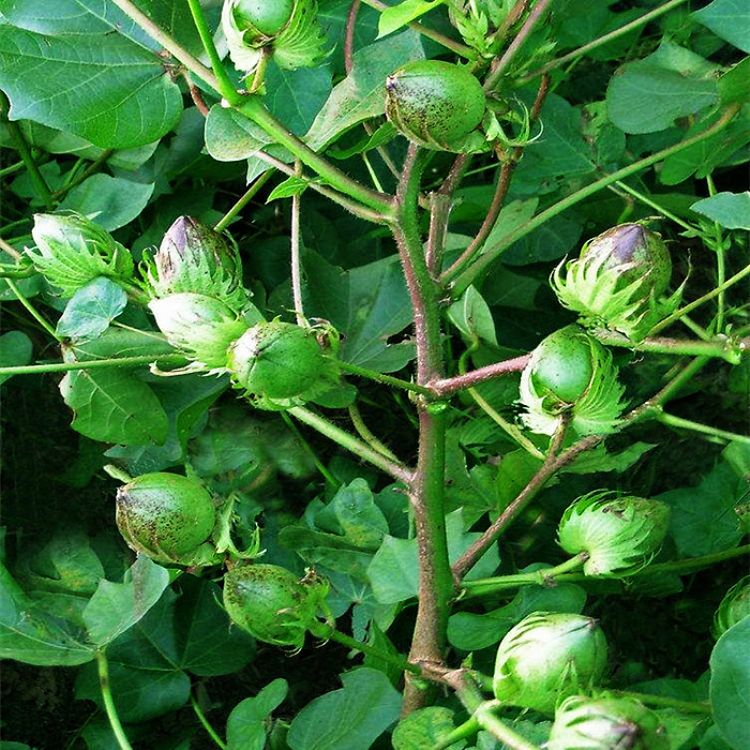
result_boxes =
[223,564,329,649]
[149,293,250,370]
[519,325,626,436]
[227,320,330,408]
[493,612,609,715]
[552,224,680,342]
[558,491,671,577]
[222,0,326,74]
[116,472,218,566]
[548,695,669,750]
[385,60,487,152]
[27,213,134,297]
[713,576,750,639]
[144,216,247,312]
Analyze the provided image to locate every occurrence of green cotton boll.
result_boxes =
[223,564,329,649]
[713,576,750,639]
[144,216,248,312]
[222,0,326,74]
[27,212,134,297]
[149,293,250,370]
[551,224,681,342]
[547,694,670,750]
[557,492,671,577]
[115,472,218,566]
[519,325,626,437]
[385,60,488,152]
[493,612,609,716]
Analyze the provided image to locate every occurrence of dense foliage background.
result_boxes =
[0,1,748,749]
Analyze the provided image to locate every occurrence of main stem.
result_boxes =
[394,146,453,714]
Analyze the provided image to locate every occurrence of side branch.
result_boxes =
[429,354,531,396]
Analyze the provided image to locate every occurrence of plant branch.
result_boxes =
[96,650,133,750]
[288,406,413,483]
[214,171,273,232]
[429,354,531,396]
[5,277,61,342]
[0,353,185,377]
[290,162,305,326]
[190,693,227,750]
[348,403,399,461]
[449,105,742,294]
[656,411,750,446]
[335,359,434,397]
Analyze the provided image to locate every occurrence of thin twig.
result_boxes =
[214,171,274,232]
[429,354,531,396]
[0,236,22,261]
[291,161,305,325]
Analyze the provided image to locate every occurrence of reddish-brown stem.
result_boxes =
[429,354,531,396]
[344,0,360,75]
[492,0,529,47]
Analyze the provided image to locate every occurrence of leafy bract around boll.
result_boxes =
[552,224,680,342]
[519,325,626,436]
[116,473,218,566]
[493,612,609,715]
[223,564,329,649]
[222,0,326,74]
[149,293,251,370]
[548,694,669,750]
[713,576,750,639]
[558,491,671,577]
[385,60,488,153]
[27,213,134,297]
[144,216,248,312]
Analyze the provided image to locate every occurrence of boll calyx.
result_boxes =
[116,472,218,566]
[223,564,330,649]
[145,216,248,312]
[713,576,750,639]
[222,0,326,74]
[385,60,488,153]
[519,325,626,437]
[27,213,134,297]
[149,293,251,370]
[547,694,669,750]
[493,611,609,715]
[552,224,680,342]
[558,491,671,577]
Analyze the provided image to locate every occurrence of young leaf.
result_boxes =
[56,278,128,343]
[226,679,289,750]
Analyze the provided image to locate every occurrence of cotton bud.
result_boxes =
[493,612,608,715]
[713,576,750,639]
[558,492,671,577]
[27,213,134,297]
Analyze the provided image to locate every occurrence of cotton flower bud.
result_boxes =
[385,60,487,152]
[149,293,250,369]
[713,576,750,639]
[27,213,134,297]
[493,612,609,715]
[552,224,679,342]
[116,473,218,566]
[223,564,329,649]
[519,325,626,436]
[145,216,247,312]
[558,492,671,577]
[548,695,669,750]
[222,0,326,74]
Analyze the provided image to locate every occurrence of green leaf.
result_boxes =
[59,174,155,231]
[266,175,312,202]
[0,16,182,148]
[606,43,720,134]
[0,331,33,385]
[562,442,656,475]
[305,31,424,151]
[287,668,401,750]
[710,618,750,749]
[227,679,289,750]
[378,0,445,39]
[82,555,170,646]
[693,0,750,53]
[56,278,128,342]
[447,286,498,346]
[392,707,464,750]
[690,192,750,230]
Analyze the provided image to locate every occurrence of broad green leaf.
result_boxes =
[305,31,424,151]
[315,479,390,548]
[606,43,719,134]
[0,331,33,385]
[710,618,750,749]
[287,668,401,750]
[693,0,750,53]
[691,191,750,230]
[205,105,274,162]
[0,562,93,666]
[478,198,538,259]
[82,555,170,646]
[59,174,155,231]
[0,22,182,148]
[504,214,583,265]
[392,707,464,750]
[378,0,445,38]
[56,278,128,342]
[226,679,289,750]
[718,58,750,105]
[447,286,498,346]
[701,725,736,750]
[562,442,656,475]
